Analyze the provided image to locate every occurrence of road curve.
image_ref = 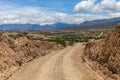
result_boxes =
[8,43,104,80]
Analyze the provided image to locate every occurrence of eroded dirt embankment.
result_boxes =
[0,34,63,80]
[84,24,120,80]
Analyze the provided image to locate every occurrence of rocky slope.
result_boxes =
[84,24,120,79]
[0,33,63,80]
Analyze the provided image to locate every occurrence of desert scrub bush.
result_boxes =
[47,37,66,47]
[0,31,3,36]
[69,40,74,46]
[22,32,28,36]
[27,37,43,41]
[9,33,26,39]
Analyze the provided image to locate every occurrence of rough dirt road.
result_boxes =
[8,43,104,80]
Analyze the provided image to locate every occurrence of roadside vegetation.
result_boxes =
[7,30,109,47]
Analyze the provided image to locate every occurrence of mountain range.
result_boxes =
[62,17,120,30]
[0,23,78,31]
[0,17,120,31]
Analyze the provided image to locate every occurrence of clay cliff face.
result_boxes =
[84,24,120,78]
[0,33,63,80]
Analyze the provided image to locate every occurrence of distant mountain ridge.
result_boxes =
[81,17,120,26]
[62,17,120,30]
[0,23,78,31]
[0,17,120,31]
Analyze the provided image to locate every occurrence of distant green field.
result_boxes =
[6,29,111,47]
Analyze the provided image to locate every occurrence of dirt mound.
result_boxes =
[0,33,63,80]
[84,24,120,79]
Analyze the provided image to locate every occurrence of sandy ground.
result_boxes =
[8,43,104,80]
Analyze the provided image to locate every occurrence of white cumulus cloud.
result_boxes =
[74,0,96,12]
[74,0,120,13]
[0,2,120,25]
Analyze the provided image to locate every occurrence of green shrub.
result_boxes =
[47,37,66,47]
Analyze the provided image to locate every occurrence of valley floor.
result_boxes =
[8,43,104,80]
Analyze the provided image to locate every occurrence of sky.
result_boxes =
[0,0,120,25]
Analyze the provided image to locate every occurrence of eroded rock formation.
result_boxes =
[84,24,120,79]
[0,33,63,80]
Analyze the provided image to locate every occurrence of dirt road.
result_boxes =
[8,43,104,80]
